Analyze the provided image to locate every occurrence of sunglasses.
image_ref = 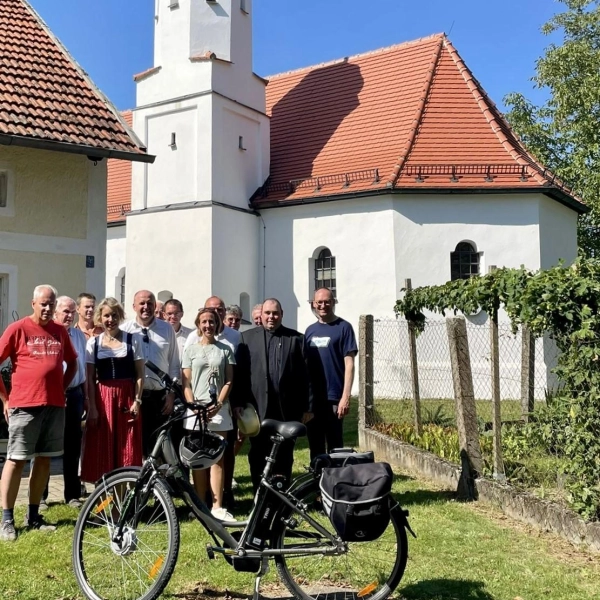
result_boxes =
[142,327,149,343]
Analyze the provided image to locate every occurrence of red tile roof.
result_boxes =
[0,0,151,162]
[254,34,582,211]
[107,111,133,224]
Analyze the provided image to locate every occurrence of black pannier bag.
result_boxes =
[311,448,374,476]
[319,462,393,542]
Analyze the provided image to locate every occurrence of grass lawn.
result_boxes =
[370,398,543,427]
[1,406,599,600]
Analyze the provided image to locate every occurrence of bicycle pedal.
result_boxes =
[206,544,215,560]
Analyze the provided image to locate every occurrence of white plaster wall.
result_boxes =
[106,225,126,298]
[131,95,212,211]
[392,194,543,291]
[211,205,260,312]
[261,198,397,334]
[125,207,213,327]
[212,95,269,208]
[538,196,578,268]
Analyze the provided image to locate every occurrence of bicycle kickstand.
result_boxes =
[253,556,270,600]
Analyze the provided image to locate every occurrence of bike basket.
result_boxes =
[319,462,393,542]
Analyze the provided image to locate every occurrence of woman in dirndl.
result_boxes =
[182,307,235,520]
[81,297,145,483]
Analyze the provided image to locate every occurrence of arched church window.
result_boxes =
[314,248,336,299]
[450,242,480,281]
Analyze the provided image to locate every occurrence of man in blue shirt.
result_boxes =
[305,288,358,459]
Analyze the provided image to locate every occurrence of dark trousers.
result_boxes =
[43,386,85,503]
[248,430,295,492]
[307,401,344,461]
[141,390,167,457]
[224,422,238,495]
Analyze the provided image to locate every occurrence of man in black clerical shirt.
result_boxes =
[234,299,313,490]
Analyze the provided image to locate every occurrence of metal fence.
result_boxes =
[369,317,555,427]
[362,315,570,506]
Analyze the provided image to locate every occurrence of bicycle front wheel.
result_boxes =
[72,470,180,600]
[273,481,408,600]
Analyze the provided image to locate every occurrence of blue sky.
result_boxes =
[28,0,563,112]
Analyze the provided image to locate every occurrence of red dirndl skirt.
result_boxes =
[81,379,143,483]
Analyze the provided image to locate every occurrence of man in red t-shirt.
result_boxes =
[0,285,77,542]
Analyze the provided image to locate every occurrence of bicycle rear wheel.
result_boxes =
[72,470,180,600]
[273,481,408,600]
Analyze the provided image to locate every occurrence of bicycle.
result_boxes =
[72,361,414,600]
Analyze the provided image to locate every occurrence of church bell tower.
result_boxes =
[126,0,268,325]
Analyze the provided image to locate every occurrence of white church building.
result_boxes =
[106,0,583,336]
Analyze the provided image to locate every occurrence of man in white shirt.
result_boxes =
[48,296,88,508]
[164,299,193,363]
[121,290,180,456]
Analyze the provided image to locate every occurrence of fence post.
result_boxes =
[520,326,535,422]
[488,266,505,480]
[446,316,483,500]
[405,279,423,436]
[359,315,374,431]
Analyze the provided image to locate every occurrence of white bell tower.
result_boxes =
[126,0,268,321]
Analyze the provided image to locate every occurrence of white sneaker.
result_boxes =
[231,478,239,490]
[211,507,235,521]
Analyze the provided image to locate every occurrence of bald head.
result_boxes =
[133,289,156,326]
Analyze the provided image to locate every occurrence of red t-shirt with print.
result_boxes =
[0,317,77,408]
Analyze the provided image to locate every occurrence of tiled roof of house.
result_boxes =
[0,0,151,162]
[253,34,582,211]
[107,111,133,224]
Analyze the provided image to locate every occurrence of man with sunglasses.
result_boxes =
[305,287,357,459]
[121,290,179,456]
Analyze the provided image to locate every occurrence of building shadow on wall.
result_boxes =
[269,59,364,184]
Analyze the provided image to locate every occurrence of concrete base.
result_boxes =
[361,426,600,552]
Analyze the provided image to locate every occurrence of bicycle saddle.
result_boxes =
[261,419,306,440]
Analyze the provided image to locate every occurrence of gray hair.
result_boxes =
[55,295,76,309]
[226,304,243,318]
[251,303,263,313]
[33,284,58,300]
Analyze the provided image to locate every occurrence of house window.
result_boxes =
[450,242,480,280]
[314,248,337,298]
[240,0,248,13]
[0,164,15,216]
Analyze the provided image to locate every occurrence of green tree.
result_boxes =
[505,0,600,256]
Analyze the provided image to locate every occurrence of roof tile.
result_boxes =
[0,0,147,160]
[254,34,579,208]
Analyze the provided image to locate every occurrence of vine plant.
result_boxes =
[394,258,600,520]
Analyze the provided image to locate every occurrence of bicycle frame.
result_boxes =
[108,411,341,562]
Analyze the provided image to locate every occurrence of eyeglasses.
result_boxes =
[141,327,149,343]
[315,300,333,306]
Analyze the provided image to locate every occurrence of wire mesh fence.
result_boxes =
[365,316,572,510]
[369,317,555,428]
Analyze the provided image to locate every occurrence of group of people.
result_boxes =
[0,283,357,541]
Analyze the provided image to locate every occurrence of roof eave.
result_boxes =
[252,185,587,214]
[0,134,155,164]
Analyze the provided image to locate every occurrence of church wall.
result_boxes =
[211,205,260,316]
[0,146,106,331]
[392,193,544,290]
[212,95,269,209]
[538,196,578,269]
[124,207,213,327]
[260,197,398,334]
[131,94,213,211]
